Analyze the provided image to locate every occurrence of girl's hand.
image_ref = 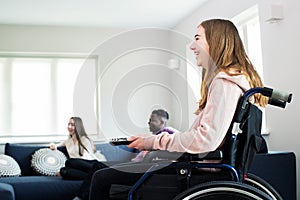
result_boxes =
[49,143,57,150]
[127,136,146,150]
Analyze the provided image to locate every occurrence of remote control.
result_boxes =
[109,137,132,146]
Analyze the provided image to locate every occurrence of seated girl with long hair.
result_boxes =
[50,117,106,179]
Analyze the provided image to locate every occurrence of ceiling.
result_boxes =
[0,0,207,28]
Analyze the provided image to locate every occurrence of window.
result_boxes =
[0,54,99,142]
[11,58,52,134]
[232,4,264,78]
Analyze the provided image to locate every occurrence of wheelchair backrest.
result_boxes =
[222,102,263,182]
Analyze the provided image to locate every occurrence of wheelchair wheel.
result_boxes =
[173,181,272,200]
[244,173,283,200]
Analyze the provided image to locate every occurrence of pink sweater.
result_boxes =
[144,72,251,153]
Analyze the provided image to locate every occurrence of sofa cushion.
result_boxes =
[0,176,131,200]
[31,148,67,176]
[0,154,21,177]
[5,143,69,176]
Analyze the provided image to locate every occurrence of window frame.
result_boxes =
[0,52,102,143]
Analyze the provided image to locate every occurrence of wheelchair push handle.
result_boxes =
[243,87,292,104]
[260,87,292,103]
[268,98,286,108]
[233,87,292,125]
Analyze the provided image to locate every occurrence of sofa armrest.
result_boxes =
[0,183,15,200]
[249,152,296,200]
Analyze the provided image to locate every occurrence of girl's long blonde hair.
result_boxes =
[195,19,268,114]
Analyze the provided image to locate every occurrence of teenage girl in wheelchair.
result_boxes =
[90,18,292,200]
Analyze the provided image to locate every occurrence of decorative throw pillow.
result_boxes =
[31,148,67,176]
[0,154,21,177]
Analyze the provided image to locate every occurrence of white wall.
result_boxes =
[96,28,191,139]
[0,24,124,53]
[174,0,300,199]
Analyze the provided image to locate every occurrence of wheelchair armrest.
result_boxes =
[144,150,223,162]
[189,150,223,160]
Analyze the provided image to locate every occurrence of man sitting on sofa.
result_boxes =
[73,109,178,200]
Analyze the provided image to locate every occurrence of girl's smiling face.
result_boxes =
[190,25,210,69]
[67,118,75,136]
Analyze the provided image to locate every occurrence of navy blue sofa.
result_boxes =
[0,143,138,200]
[0,143,297,200]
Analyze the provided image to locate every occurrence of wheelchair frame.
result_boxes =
[127,87,292,200]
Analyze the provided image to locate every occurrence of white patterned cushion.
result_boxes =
[0,154,21,177]
[31,148,67,176]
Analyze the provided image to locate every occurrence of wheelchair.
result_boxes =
[123,87,292,200]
